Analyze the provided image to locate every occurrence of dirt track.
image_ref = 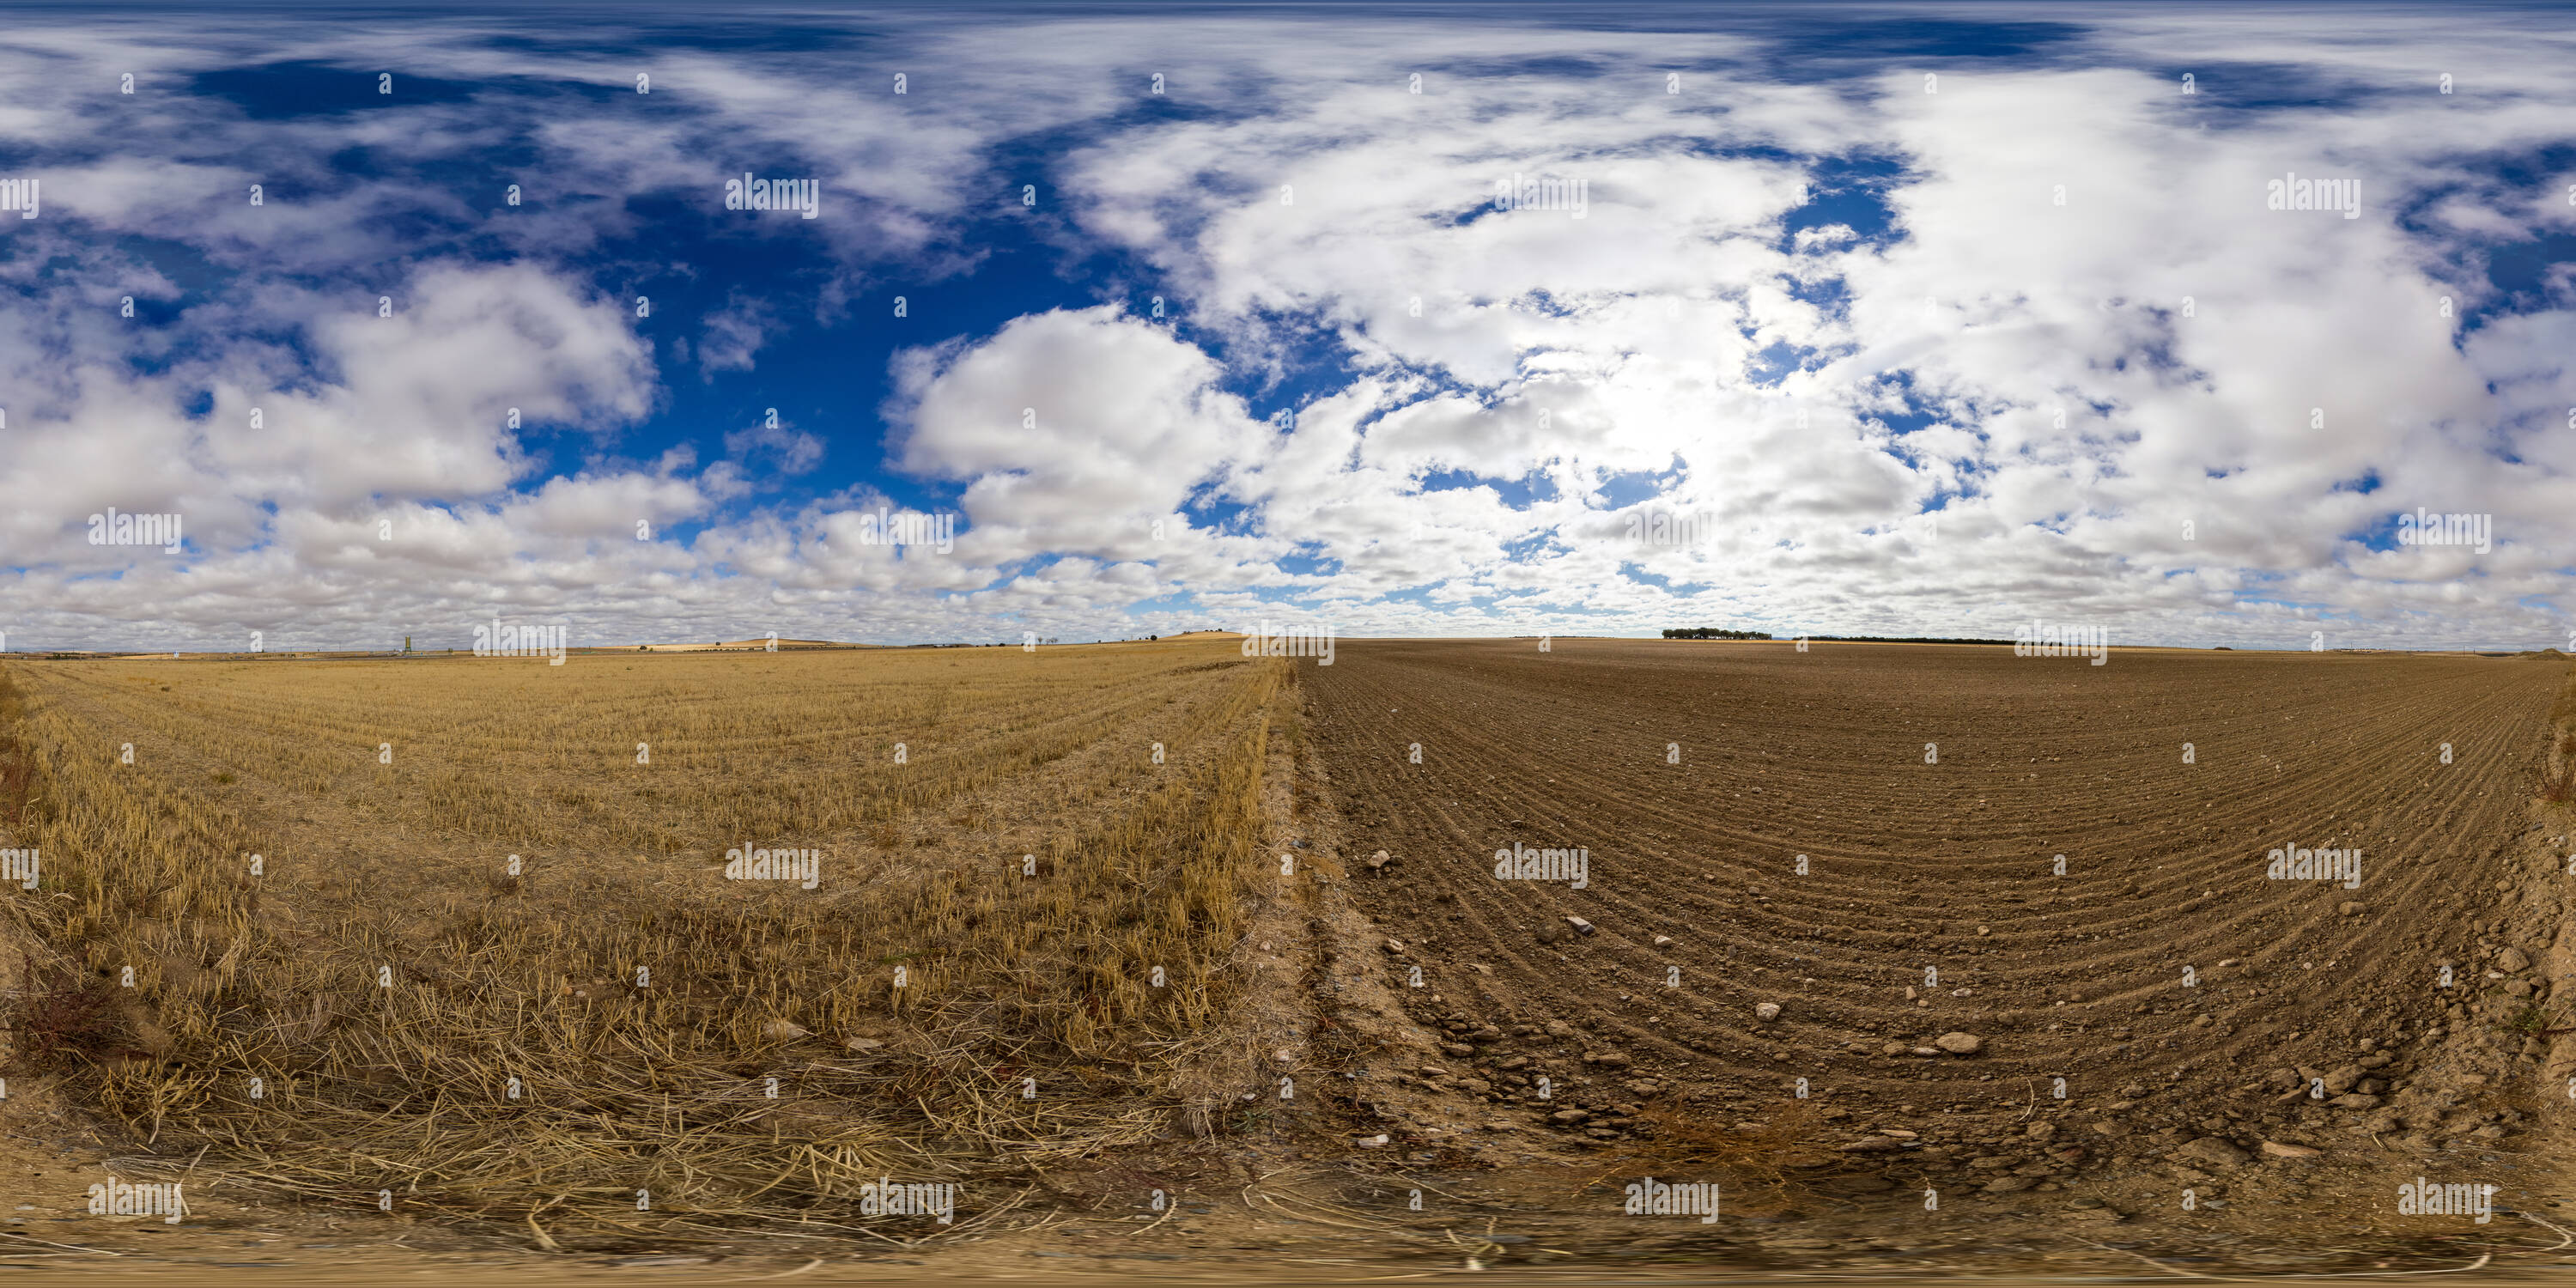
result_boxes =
[1303,640,2570,1206]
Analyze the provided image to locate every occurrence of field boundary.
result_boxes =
[2532,664,2576,1200]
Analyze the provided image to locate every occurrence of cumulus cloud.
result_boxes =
[890,306,1267,568]
[0,8,2568,650]
[696,300,777,379]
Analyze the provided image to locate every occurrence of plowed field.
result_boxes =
[1305,639,2566,1186]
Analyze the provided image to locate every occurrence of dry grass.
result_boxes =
[0,641,1288,1238]
[1606,1100,1855,1211]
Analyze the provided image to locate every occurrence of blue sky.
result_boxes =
[3,2,2573,651]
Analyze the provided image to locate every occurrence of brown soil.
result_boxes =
[1298,640,2576,1243]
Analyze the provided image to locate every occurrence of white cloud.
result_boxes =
[890,306,1266,569]
[0,9,2570,651]
[725,418,825,477]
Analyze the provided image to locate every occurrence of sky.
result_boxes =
[2,1,2573,652]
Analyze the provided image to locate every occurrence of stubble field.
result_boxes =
[2,635,2573,1279]
[0,640,1288,1236]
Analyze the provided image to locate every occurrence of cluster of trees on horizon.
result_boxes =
[1662,627,1773,640]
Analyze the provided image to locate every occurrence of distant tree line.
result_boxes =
[1662,627,1772,640]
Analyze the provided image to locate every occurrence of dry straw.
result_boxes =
[0,641,1287,1241]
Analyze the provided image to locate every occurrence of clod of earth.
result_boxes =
[2172,1137,2251,1169]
